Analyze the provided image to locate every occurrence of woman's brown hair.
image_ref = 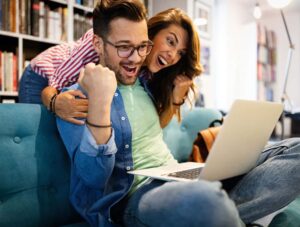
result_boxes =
[147,8,203,116]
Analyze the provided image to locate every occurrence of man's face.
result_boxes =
[100,18,148,85]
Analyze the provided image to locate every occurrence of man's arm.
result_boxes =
[78,63,117,144]
[56,63,118,189]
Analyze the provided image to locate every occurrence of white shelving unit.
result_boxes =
[0,0,94,101]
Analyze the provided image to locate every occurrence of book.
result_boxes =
[0,51,2,91]
[31,0,40,36]
[19,0,27,34]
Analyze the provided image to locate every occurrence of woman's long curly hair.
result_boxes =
[147,8,203,115]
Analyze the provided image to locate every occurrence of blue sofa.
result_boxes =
[0,103,299,226]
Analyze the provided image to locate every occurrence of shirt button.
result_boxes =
[126,166,131,171]
[121,116,126,121]
[125,144,129,149]
[114,93,118,97]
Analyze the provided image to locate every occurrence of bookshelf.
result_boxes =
[0,0,94,102]
[257,24,277,101]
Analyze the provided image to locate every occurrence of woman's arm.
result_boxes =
[40,30,97,125]
[159,75,193,128]
[42,86,88,125]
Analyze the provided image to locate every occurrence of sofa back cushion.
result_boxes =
[163,108,223,162]
[0,104,81,227]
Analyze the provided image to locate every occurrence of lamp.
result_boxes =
[253,2,262,19]
[267,0,293,8]
[267,0,295,139]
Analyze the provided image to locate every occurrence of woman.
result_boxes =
[146,8,202,127]
[19,8,202,127]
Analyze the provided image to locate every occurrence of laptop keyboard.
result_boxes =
[167,167,202,180]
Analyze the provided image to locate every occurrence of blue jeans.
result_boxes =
[229,137,300,223]
[121,180,243,227]
[120,138,300,226]
[19,65,48,104]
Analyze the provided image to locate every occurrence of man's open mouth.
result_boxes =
[123,65,138,75]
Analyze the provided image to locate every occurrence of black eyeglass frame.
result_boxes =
[103,39,154,58]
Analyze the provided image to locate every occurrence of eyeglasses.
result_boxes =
[103,39,153,58]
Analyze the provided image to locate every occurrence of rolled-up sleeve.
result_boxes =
[74,127,117,189]
[79,126,117,156]
[57,108,117,189]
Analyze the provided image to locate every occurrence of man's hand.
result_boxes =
[55,90,88,125]
[77,63,117,145]
[173,75,193,104]
[78,63,117,107]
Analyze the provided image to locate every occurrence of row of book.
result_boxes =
[0,0,68,41]
[0,0,94,42]
[257,24,277,49]
[0,0,17,32]
[257,81,274,102]
[74,0,95,8]
[0,51,18,93]
[257,63,276,83]
[257,45,276,66]
[20,0,68,41]
[74,13,92,40]
[256,24,277,102]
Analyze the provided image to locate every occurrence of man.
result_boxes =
[57,0,242,226]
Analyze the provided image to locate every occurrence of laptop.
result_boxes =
[128,99,283,182]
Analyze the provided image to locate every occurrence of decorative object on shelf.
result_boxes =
[193,0,212,39]
[267,0,295,139]
[253,1,262,19]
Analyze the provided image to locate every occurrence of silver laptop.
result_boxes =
[128,100,283,182]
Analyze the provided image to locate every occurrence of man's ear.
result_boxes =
[93,35,104,56]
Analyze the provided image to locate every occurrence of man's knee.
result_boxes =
[137,180,242,227]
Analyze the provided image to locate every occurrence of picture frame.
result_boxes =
[194,0,212,39]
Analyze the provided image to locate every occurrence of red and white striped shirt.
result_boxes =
[31,29,99,91]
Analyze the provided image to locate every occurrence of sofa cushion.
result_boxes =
[269,196,300,227]
[163,107,223,162]
[0,104,81,227]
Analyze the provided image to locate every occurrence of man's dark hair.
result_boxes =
[93,0,147,38]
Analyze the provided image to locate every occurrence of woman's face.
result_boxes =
[146,24,188,73]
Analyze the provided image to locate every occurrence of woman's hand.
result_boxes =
[55,90,88,125]
[172,75,193,104]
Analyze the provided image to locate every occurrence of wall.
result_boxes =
[211,0,258,110]
[151,0,187,15]
[149,0,300,112]
[211,0,300,111]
